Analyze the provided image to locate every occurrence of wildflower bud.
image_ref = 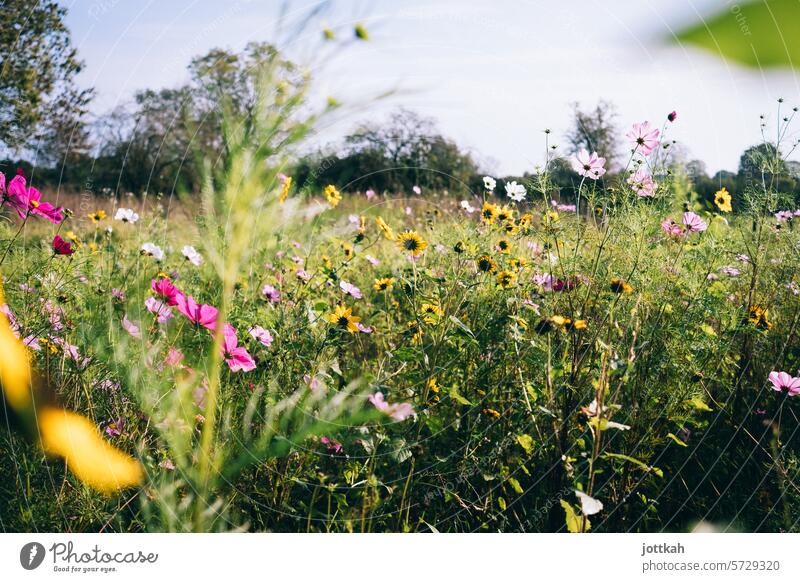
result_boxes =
[667,110,677,122]
[354,23,369,40]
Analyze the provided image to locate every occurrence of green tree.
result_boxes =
[0,1,91,153]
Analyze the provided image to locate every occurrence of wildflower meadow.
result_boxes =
[1,1,800,540]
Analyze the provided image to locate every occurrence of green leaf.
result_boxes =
[448,315,475,338]
[516,434,535,455]
[667,432,688,447]
[673,0,800,69]
[507,477,524,494]
[684,396,713,412]
[560,499,590,533]
[498,497,507,511]
[448,386,472,406]
[604,453,663,478]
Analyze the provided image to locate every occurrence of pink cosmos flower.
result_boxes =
[122,315,141,338]
[151,278,181,306]
[682,212,707,233]
[3,175,63,222]
[248,325,274,347]
[626,121,660,155]
[368,392,415,421]
[165,346,184,367]
[721,266,740,277]
[627,168,657,197]
[320,436,344,454]
[365,255,380,266]
[221,328,257,372]
[413,185,422,195]
[105,418,124,437]
[356,322,373,333]
[768,371,800,396]
[571,149,607,180]
[111,288,126,302]
[661,218,684,237]
[261,284,281,303]
[175,294,218,330]
[144,296,174,324]
[533,272,554,292]
[365,189,376,200]
[340,280,362,299]
[296,269,311,283]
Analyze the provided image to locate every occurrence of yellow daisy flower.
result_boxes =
[714,187,732,213]
[397,231,428,256]
[324,184,342,208]
[327,304,361,333]
[373,277,395,292]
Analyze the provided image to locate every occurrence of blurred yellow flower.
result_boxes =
[0,303,32,411]
[373,277,395,292]
[376,217,396,241]
[38,407,143,494]
[279,176,292,204]
[324,184,342,208]
[87,210,106,224]
[496,270,516,288]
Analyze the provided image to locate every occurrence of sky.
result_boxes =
[62,0,800,176]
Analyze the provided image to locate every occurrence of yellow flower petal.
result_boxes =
[38,407,143,493]
[0,289,33,412]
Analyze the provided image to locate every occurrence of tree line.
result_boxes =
[2,2,800,211]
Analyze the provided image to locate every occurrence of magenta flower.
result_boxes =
[3,175,63,222]
[248,325,274,347]
[368,392,415,421]
[768,371,800,396]
[626,121,660,155]
[682,211,707,233]
[627,168,657,197]
[221,328,257,372]
[175,294,218,330]
[340,280,362,299]
[261,284,281,303]
[151,278,181,306]
[320,436,344,454]
[571,149,607,180]
[667,111,677,122]
[52,235,74,256]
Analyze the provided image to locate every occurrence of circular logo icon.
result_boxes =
[20,542,46,570]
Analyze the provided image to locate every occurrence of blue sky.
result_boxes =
[63,0,800,175]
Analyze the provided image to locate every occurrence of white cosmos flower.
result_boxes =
[114,208,140,223]
[575,491,603,516]
[483,176,496,191]
[460,200,477,213]
[505,180,526,202]
[182,245,203,266]
[140,242,164,261]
